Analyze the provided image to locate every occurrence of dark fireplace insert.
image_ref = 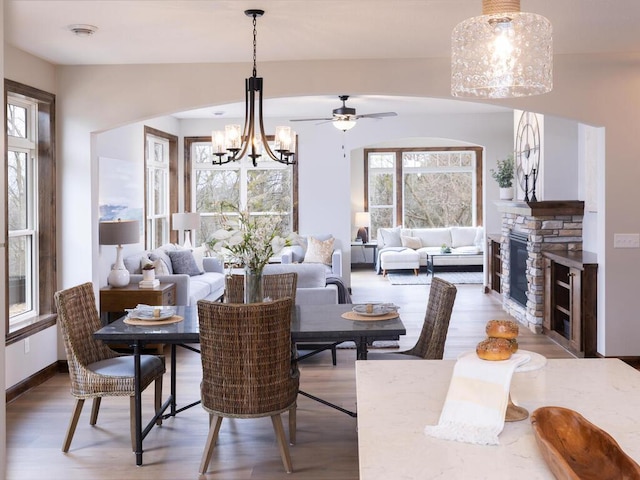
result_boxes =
[509,231,528,307]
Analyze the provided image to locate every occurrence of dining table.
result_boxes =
[355,357,640,479]
[94,303,406,466]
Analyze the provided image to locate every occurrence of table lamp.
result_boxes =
[99,219,140,287]
[355,212,371,243]
[172,212,200,249]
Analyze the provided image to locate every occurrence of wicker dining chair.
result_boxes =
[54,282,166,452]
[367,277,457,360]
[224,272,298,303]
[197,298,299,474]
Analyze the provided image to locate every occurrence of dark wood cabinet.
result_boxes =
[543,251,597,357]
[487,234,502,295]
[100,283,176,325]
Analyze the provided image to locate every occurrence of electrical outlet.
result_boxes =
[614,233,640,248]
[24,338,30,354]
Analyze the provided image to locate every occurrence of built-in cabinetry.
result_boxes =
[487,234,502,295]
[543,251,597,357]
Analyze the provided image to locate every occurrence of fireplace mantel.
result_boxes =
[496,200,584,217]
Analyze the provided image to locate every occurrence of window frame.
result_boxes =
[184,136,299,237]
[143,126,178,249]
[364,146,483,237]
[5,79,57,344]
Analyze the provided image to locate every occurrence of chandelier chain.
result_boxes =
[252,14,258,78]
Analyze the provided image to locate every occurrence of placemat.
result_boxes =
[124,315,184,326]
[341,311,399,321]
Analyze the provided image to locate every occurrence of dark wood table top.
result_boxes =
[94,303,406,345]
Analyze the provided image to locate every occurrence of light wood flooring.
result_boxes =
[6,269,573,480]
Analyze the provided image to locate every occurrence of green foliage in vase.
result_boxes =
[490,155,515,188]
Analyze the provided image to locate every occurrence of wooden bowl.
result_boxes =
[531,406,640,480]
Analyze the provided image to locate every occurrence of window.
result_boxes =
[144,127,178,249]
[5,80,56,341]
[184,137,298,245]
[366,147,483,239]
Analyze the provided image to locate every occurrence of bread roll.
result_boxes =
[476,337,513,361]
[508,338,519,353]
[486,319,519,339]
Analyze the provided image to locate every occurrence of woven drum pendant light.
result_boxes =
[451,0,552,98]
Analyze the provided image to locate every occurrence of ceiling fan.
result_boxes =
[290,95,398,131]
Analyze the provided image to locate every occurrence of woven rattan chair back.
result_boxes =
[197,297,299,473]
[224,272,297,304]
[402,277,457,359]
[55,282,121,394]
[54,282,165,452]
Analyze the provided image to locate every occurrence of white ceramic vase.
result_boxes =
[499,187,514,200]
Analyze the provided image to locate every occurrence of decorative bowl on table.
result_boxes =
[352,303,399,317]
[127,305,176,321]
[530,406,640,480]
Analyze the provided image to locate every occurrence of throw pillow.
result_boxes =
[191,245,208,271]
[140,256,170,276]
[379,227,402,248]
[401,235,422,249]
[167,250,202,276]
[303,236,334,266]
[149,247,174,275]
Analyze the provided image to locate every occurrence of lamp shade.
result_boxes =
[172,212,200,231]
[355,212,371,227]
[99,219,139,245]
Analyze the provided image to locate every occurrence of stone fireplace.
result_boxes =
[496,201,585,332]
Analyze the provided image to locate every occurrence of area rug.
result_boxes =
[387,271,483,285]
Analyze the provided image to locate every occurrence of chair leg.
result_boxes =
[89,397,101,425]
[331,345,337,365]
[62,398,85,452]
[129,396,136,452]
[199,415,223,475]
[288,403,297,445]
[154,376,163,426]
[271,414,293,473]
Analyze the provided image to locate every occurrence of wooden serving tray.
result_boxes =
[531,406,640,480]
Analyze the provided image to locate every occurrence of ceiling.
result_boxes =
[6,0,640,119]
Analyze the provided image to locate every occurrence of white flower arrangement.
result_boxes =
[208,210,297,275]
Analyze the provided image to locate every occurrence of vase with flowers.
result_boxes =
[208,208,295,303]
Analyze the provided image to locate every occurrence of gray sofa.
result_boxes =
[124,244,225,306]
[279,234,343,278]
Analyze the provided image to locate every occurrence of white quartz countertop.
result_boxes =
[356,358,640,479]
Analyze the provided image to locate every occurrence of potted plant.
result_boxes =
[142,263,156,282]
[491,155,515,200]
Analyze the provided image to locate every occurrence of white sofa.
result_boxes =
[123,244,226,306]
[376,226,484,275]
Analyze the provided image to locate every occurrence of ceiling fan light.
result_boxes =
[451,1,552,98]
[333,119,357,131]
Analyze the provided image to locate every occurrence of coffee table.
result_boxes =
[427,251,481,276]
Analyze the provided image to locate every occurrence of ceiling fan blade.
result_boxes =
[355,112,398,119]
[289,117,334,122]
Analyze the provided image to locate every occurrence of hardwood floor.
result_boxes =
[6,269,573,479]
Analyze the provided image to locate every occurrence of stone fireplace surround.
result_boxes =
[496,201,585,333]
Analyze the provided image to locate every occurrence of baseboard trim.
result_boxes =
[6,360,66,404]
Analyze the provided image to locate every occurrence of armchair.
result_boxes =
[280,234,343,278]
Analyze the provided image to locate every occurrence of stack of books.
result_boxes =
[138,279,160,289]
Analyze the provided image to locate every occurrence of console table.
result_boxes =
[99,282,176,325]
